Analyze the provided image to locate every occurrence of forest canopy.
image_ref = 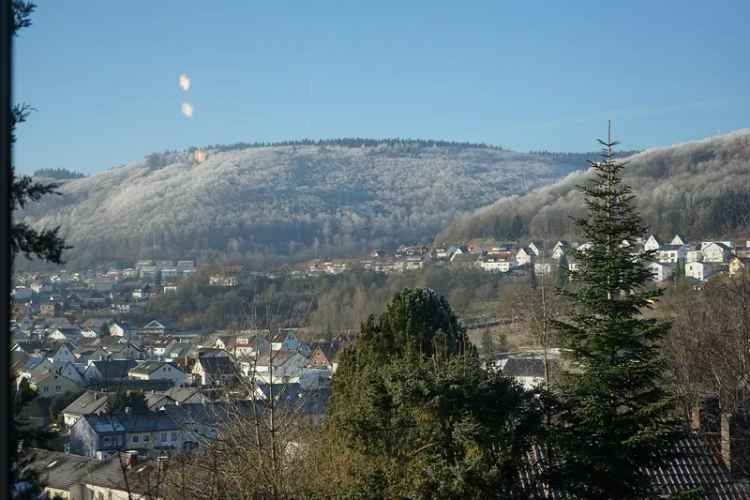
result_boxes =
[437,129,750,243]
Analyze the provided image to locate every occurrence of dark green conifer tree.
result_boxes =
[549,126,680,499]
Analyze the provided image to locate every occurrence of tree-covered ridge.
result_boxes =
[18,141,580,268]
[437,129,750,243]
[32,168,86,180]
[203,137,506,153]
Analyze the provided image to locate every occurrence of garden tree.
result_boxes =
[327,288,548,499]
[548,129,681,499]
[662,271,750,419]
[512,267,566,389]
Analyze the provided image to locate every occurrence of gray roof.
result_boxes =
[23,448,162,496]
[91,359,137,381]
[129,360,179,376]
[84,412,179,434]
[62,390,112,417]
[198,356,238,377]
[501,357,547,378]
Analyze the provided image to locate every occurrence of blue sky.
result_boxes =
[14,1,750,174]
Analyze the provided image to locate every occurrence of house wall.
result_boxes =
[35,374,82,398]
[703,244,728,263]
[82,484,149,500]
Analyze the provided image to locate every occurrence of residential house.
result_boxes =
[33,370,83,398]
[61,390,114,427]
[656,244,687,264]
[516,247,534,267]
[69,412,183,457]
[73,346,109,364]
[478,257,513,273]
[47,327,82,344]
[49,343,77,365]
[308,341,342,372]
[527,241,545,257]
[192,355,239,386]
[140,319,176,336]
[686,261,720,282]
[254,351,308,384]
[129,361,186,386]
[107,341,147,361]
[551,241,570,260]
[671,234,687,246]
[647,262,675,282]
[109,321,135,338]
[83,359,138,386]
[644,234,661,251]
[702,242,732,263]
[24,447,165,500]
[271,331,310,356]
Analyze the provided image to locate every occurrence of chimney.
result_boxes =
[124,450,138,468]
[722,413,736,475]
[691,405,705,432]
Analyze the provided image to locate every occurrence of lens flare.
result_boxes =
[179,73,191,92]
[181,102,194,118]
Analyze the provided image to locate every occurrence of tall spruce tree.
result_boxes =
[10,1,68,270]
[550,126,680,499]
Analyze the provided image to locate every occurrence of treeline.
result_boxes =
[199,137,506,154]
[31,168,86,180]
[438,130,750,243]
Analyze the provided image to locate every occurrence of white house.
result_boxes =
[254,351,308,384]
[527,241,544,257]
[478,258,513,273]
[129,361,186,386]
[109,321,134,338]
[685,261,719,282]
[647,262,674,282]
[516,248,533,267]
[670,234,687,246]
[551,241,569,260]
[701,242,731,263]
[47,328,82,343]
[644,235,661,251]
[656,244,687,264]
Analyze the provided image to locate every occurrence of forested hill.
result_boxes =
[20,139,585,267]
[436,129,750,244]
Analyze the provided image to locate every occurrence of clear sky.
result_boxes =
[13,0,750,174]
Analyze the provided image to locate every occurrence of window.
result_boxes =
[132,435,139,443]
[144,435,150,442]
[103,436,111,444]
[170,432,177,441]
[160,432,167,442]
